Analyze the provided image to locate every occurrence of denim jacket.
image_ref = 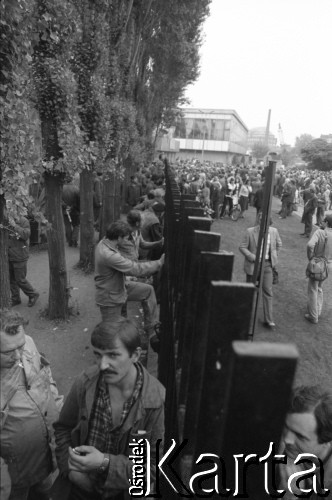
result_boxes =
[53,363,165,499]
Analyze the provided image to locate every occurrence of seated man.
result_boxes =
[278,385,332,498]
[0,310,63,500]
[53,318,165,499]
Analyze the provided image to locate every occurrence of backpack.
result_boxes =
[306,256,329,281]
[305,231,329,281]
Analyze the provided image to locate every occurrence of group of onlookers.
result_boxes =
[2,156,332,499]
[175,160,265,220]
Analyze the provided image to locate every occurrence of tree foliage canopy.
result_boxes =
[1,0,211,200]
[251,142,269,160]
[294,133,315,154]
[301,139,332,172]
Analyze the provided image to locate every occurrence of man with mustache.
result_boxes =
[278,385,332,498]
[53,318,165,499]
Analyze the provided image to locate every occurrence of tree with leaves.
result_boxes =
[294,133,315,154]
[32,0,79,318]
[0,0,38,309]
[251,142,269,161]
[301,139,332,172]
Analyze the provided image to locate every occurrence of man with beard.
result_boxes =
[278,385,332,498]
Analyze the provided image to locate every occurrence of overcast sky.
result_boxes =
[185,0,332,146]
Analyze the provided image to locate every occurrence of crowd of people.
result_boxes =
[2,157,332,499]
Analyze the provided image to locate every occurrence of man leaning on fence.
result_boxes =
[304,214,332,324]
[94,221,164,341]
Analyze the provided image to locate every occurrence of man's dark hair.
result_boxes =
[290,385,332,444]
[91,317,141,355]
[0,310,28,336]
[106,221,131,240]
[127,210,141,227]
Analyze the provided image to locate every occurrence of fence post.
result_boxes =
[178,251,234,414]
[186,281,256,459]
[216,341,298,497]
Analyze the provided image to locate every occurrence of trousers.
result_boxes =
[303,212,313,237]
[9,474,54,500]
[247,261,273,324]
[99,281,158,334]
[9,260,36,301]
[307,278,324,322]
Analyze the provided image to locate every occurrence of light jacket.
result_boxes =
[94,239,162,306]
[8,216,30,262]
[307,227,332,265]
[53,363,165,499]
[0,335,63,488]
[239,225,282,276]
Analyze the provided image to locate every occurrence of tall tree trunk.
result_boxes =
[79,169,95,270]
[44,172,69,319]
[0,194,11,309]
[100,174,116,239]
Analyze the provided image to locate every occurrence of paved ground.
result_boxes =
[17,196,331,398]
[212,196,332,389]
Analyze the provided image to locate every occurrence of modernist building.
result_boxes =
[170,108,248,163]
[247,127,277,149]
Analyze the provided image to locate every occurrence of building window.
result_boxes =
[174,117,235,142]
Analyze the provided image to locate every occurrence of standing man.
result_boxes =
[125,176,142,210]
[279,179,293,219]
[62,182,80,247]
[0,310,63,500]
[301,187,318,238]
[305,214,332,324]
[278,385,332,498]
[93,172,103,230]
[239,212,282,328]
[95,221,164,339]
[53,318,165,499]
[253,181,264,220]
[8,213,39,307]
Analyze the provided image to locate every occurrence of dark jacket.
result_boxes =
[253,188,264,210]
[62,184,80,211]
[53,363,165,499]
[8,216,30,262]
[126,183,142,207]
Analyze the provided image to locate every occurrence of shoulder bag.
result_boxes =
[306,231,329,281]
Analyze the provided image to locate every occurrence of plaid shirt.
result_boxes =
[87,363,143,454]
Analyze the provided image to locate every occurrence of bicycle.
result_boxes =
[221,195,241,221]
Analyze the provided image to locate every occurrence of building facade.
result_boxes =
[247,127,277,149]
[170,108,248,163]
